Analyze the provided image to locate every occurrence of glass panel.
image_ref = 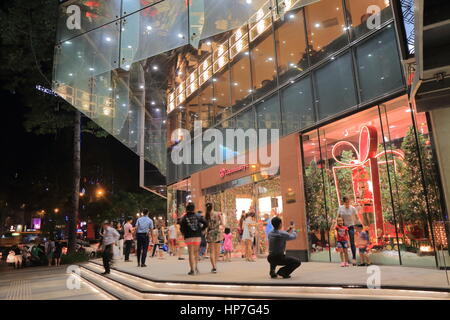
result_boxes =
[120,0,189,68]
[256,94,281,130]
[231,53,253,113]
[305,0,348,65]
[379,96,445,268]
[319,106,401,265]
[56,0,122,43]
[236,107,256,130]
[280,76,314,134]
[250,33,278,100]
[315,53,357,120]
[356,25,404,103]
[346,0,393,40]
[198,83,215,128]
[54,21,120,83]
[189,0,268,46]
[303,130,331,262]
[121,0,161,16]
[274,8,309,84]
[213,68,232,124]
[276,0,322,15]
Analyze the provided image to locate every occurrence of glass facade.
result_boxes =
[302,95,449,267]
[53,0,449,270]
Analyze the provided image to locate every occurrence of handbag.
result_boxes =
[6,252,15,263]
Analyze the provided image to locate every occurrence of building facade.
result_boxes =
[53,0,449,268]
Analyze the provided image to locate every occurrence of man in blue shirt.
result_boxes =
[135,209,154,267]
[267,216,301,279]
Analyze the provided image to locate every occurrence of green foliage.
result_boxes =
[85,191,166,225]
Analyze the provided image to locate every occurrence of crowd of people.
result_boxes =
[4,195,368,280]
[97,202,302,279]
[6,238,63,269]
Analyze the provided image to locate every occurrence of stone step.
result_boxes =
[81,262,450,300]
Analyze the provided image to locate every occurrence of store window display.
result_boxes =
[303,95,448,267]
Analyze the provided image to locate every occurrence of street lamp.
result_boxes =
[96,188,105,198]
[54,208,59,214]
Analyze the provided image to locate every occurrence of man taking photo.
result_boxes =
[267,217,301,279]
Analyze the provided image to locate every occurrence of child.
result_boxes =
[355,224,371,266]
[223,227,233,262]
[335,217,350,267]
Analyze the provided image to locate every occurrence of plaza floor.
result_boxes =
[0,264,111,300]
[94,254,450,291]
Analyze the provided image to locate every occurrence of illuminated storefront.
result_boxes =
[53,0,449,268]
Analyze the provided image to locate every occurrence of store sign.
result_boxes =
[219,165,249,178]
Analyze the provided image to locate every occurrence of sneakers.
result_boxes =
[101,271,110,275]
[141,264,147,267]
[270,271,278,279]
[344,262,350,267]
[340,262,346,267]
[188,270,195,275]
[211,268,217,273]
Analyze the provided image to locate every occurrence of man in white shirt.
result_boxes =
[337,196,361,265]
[101,220,120,275]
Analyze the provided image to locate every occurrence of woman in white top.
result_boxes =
[242,212,257,262]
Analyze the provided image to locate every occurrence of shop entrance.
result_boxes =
[301,95,449,270]
[204,175,282,256]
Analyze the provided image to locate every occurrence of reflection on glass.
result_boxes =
[305,0,348,65]
[250,33,278,99]
[281,76,314,134]
[213,67,232,124]
[356,25,403,102]
[315,53,357,120]
[275,8,309,84]
[236,107,256,130]
[56,0,122,43]
[120,0,188,68]
[346,0,392,40]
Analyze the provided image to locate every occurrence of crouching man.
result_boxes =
[267,216,301,279]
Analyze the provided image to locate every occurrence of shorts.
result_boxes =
[184,237,201,246]
[169,239,177,246]
[336,241,348,249]
[359,247,368,254]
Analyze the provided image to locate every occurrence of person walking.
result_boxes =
[116,222,124,260]
[223,228,233,262]
[176,219,185,261]
[180,202,208,275]
[54,240,63,266]
[123,217,134,262]
[267,217,301,279]
[242,212,257,262]
[151,222,166,259]
[167,221,178,256]
[205,203,223,273]
[337,196,361,266]
[100,220,120,275]
[44,237,55,267]
[135,209,154,267]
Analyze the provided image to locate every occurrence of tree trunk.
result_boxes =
[68,111,81,254]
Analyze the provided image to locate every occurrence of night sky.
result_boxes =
[0,88,164,210]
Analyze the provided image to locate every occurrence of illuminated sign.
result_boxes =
[219,165,249,178]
